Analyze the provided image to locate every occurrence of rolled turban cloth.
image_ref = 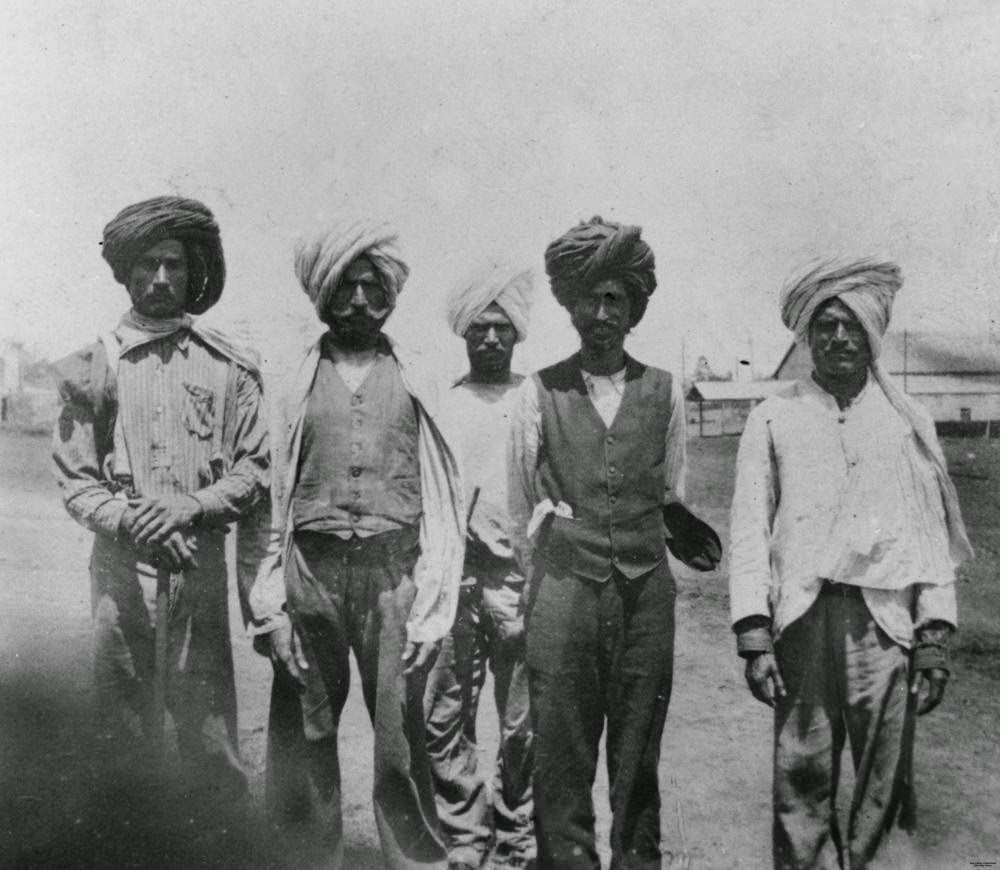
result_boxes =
[101,196,225,315]
[780,257,973,564]
[446,261,534,342]
[544,216,657,326]
[294,218,409,317]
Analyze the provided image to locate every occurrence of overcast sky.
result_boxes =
[2,0,998,378]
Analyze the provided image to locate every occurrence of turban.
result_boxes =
[544,216,657,326]
[294,218,409,317]
[780,257,973,565]
[446,261,534,343]
[780,258,901,358]
[101,196,225,315]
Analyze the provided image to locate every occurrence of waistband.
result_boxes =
[818,580,864,599]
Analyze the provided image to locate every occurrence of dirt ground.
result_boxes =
[1,430,997,869]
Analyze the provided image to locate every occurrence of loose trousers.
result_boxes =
[272,527,448,870]
[773,586,916,870]
[526,562,676,870]
[90,530,247,800]
[424,545,535,867]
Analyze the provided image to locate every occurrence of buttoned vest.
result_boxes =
[292,349,422,536]
[534,353,672,582]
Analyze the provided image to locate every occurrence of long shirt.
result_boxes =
[728,376,957,650]
[508,360,687,576]
[437,373,525,565]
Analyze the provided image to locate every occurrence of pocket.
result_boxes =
[181,382,215,439]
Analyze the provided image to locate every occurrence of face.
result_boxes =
[464,302,517,377]
[569,278,632,353]
[808,298,871,383]
[324,256,391,348]
[127,239,189,318]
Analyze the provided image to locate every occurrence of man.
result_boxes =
[729,259,972,870]
[509,216,719,869]
[256,218,465,869]
[52,196,271,799]
[425,262,536,870]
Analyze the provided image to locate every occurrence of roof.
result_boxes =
[687,380,791,402]
[902,374,1000,395]
[774,331,1000,378]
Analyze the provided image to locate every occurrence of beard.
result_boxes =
[326,310,387,350]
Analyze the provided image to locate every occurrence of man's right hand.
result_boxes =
[267,619,309,689]
[745,652,786,708]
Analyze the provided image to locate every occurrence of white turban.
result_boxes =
[781,257,973,565]
[780,258,901,357]
[294,218,409,317]
[446,262,534,342]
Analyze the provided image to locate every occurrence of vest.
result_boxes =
[292,347,422,536]
[534,353,672,582]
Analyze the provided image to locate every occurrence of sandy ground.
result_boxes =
[1,430,997,869]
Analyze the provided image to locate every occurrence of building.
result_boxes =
[686,380,791,437]
[1,341,59,433]
[774,331,1000,434]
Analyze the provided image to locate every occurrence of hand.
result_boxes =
[744,652,786,708]
[125,495,203,545]
[911,667,948,715]
[267,619,309,689]
[402,638,440,676]
[155,531,199,572]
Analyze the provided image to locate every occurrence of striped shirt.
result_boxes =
[53,329,269,536]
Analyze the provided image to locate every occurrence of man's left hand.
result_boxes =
[127,495,203,545]
[402,638,440,676]
[911,667,948,715]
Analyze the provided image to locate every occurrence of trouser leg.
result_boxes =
[352,539,448,870]
[773,595,845,870]
[604,565,675,870]
[483,567,534,867]
[424,583,491,866]
[840,596,914,870]
[265,664,313,824]
[527,568,603,870]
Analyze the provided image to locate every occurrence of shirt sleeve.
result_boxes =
[914,581,958,631]
[51,359,127,537]
[728,405,777,629]
[664,382,687,503]
[191,364,270,524]
[508,376,542,580]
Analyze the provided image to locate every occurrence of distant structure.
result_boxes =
[685,380,790,437]
[774,331,1000,435]
[1,341,58,433]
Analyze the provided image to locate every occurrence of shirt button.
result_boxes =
[352,490,360,500]
[351,443,361,454]
[352,417,362,428]
[351,467,362,477]
[606,435,614,444]
[352,394,362,405]
[610,496,617,504]
[350,513,361,523]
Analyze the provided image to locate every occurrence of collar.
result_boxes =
[115,308,194,355]
[801,371,874,414]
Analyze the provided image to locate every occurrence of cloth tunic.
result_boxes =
[729,377,957,649]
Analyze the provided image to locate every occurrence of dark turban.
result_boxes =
[544,216,657,326]
[101,196,226,315]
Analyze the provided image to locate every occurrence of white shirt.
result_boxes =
[729,377,957,649]
[438,374,524,562]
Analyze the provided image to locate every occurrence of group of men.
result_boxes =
[52,195,969,870]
